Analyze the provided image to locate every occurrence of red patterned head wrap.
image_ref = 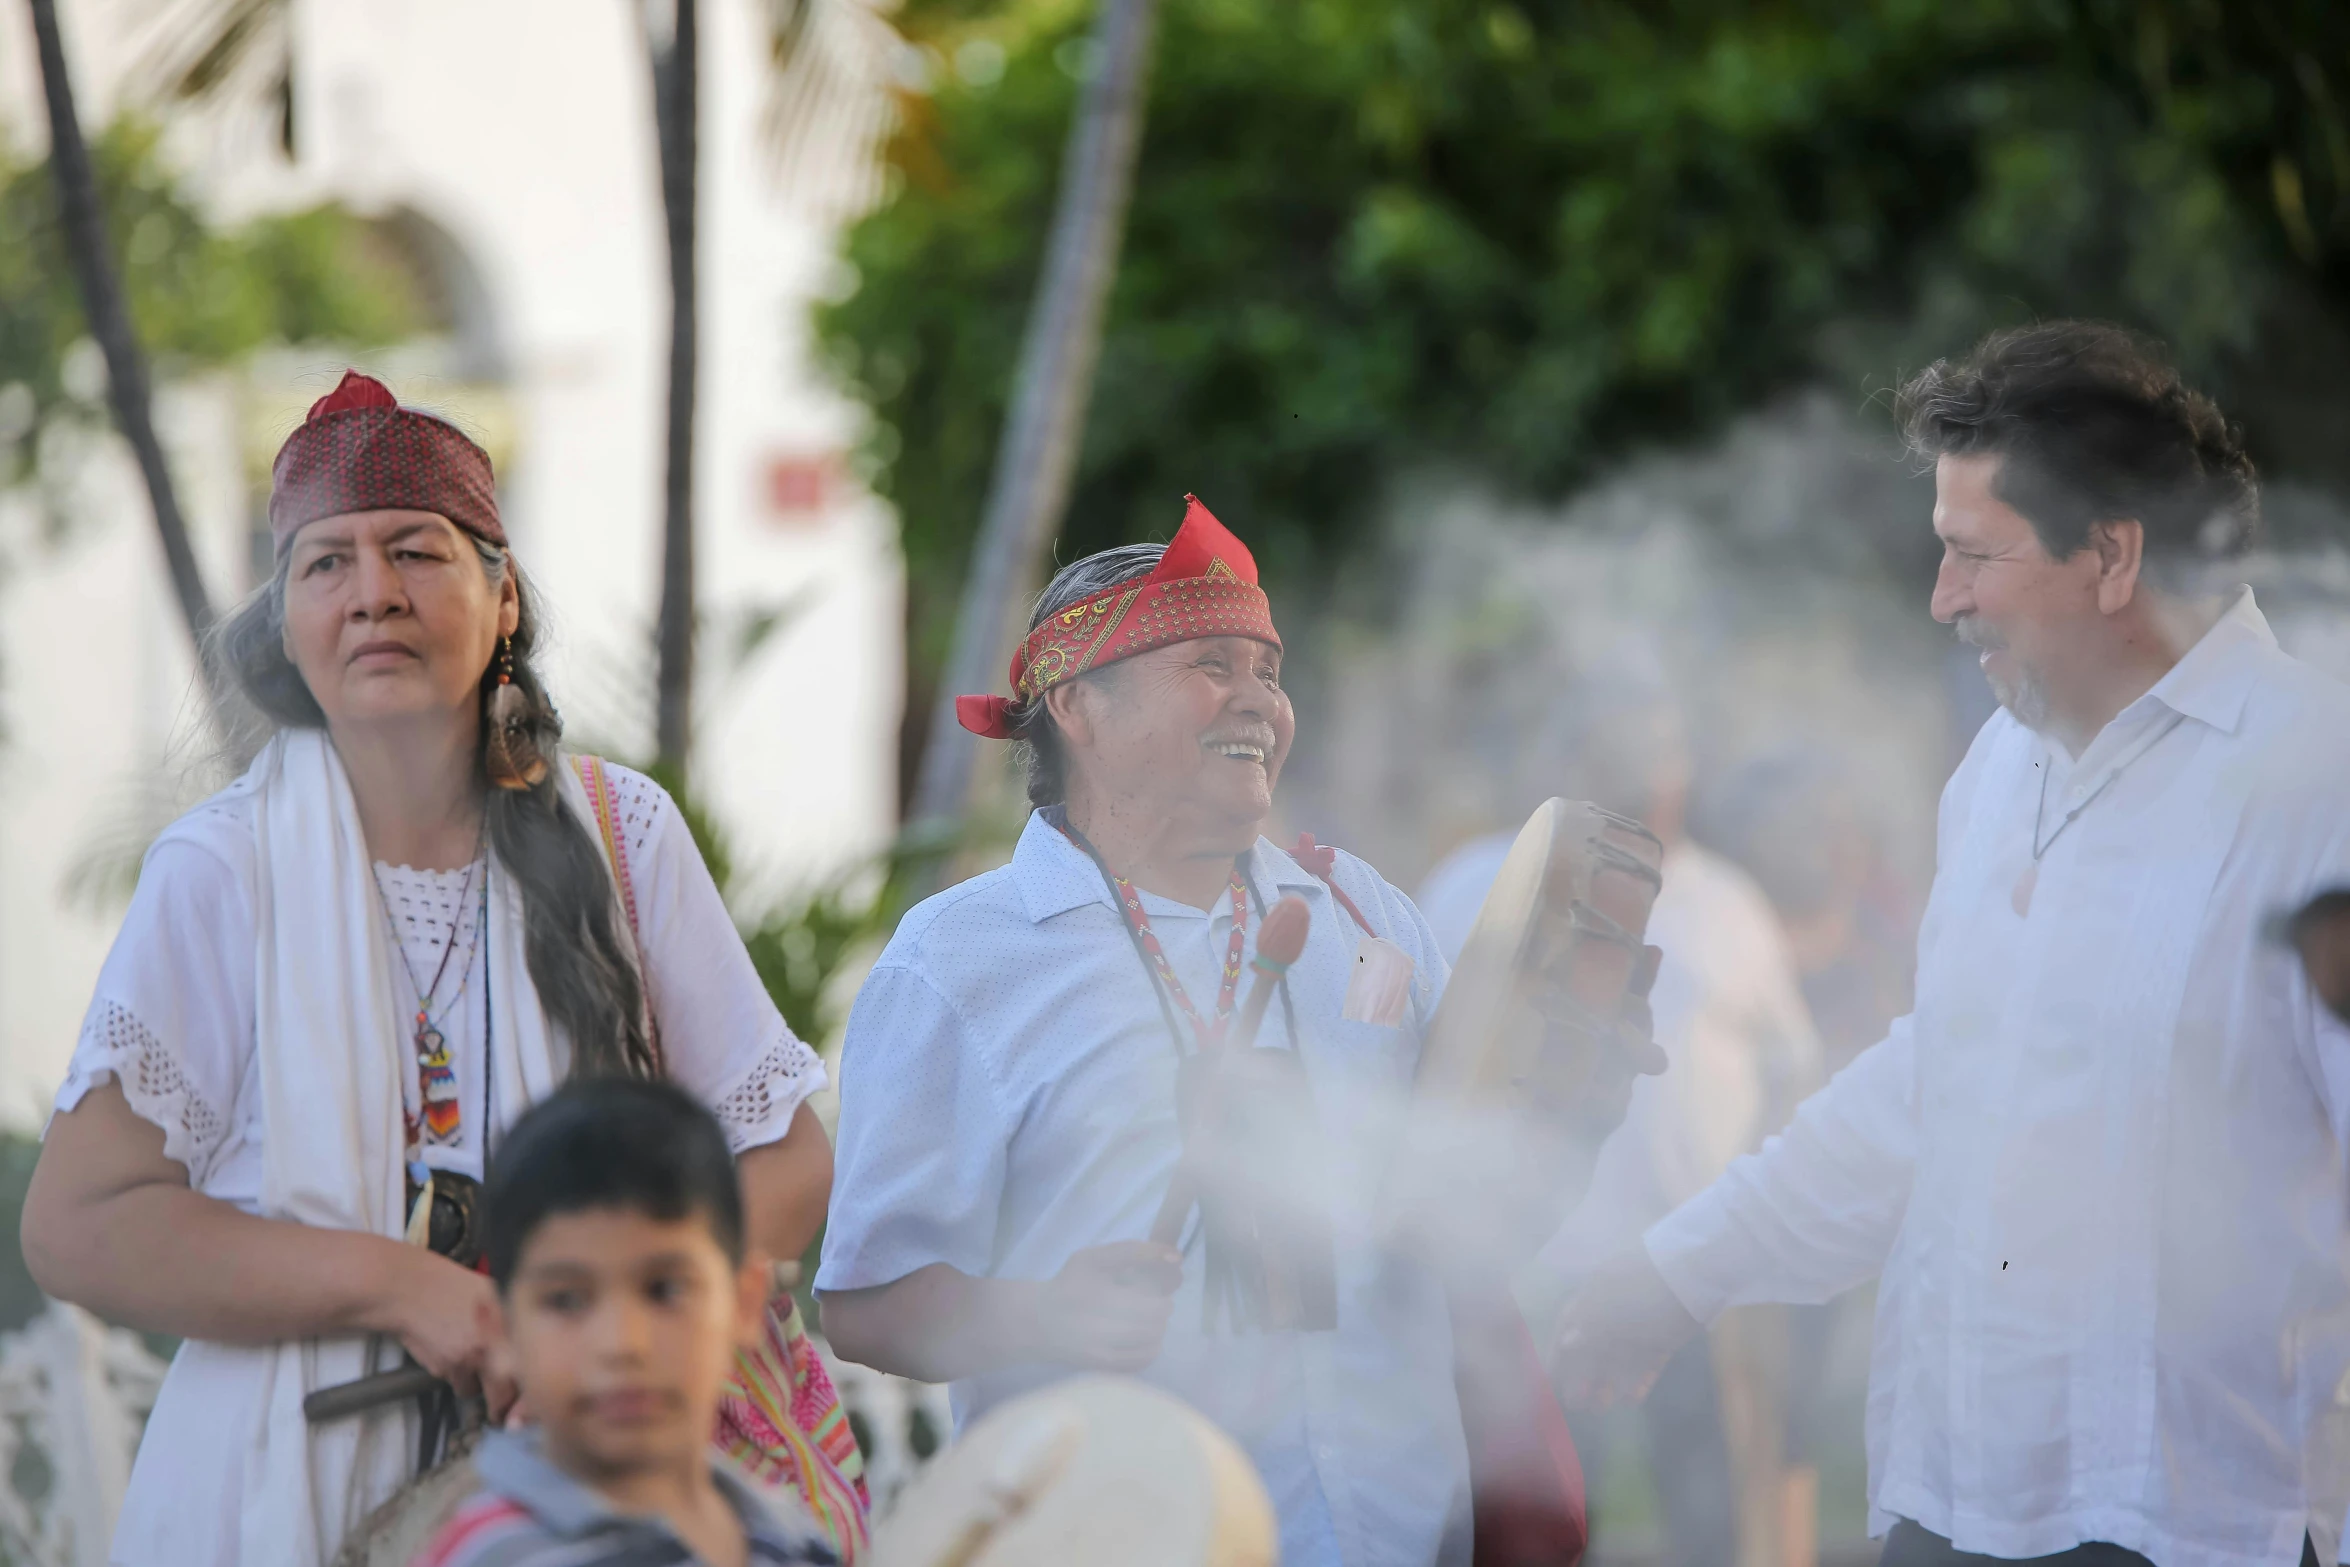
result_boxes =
[268,370,502,555]
[956,494,1281,739]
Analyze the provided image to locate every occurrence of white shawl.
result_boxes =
[110,730,613,1566]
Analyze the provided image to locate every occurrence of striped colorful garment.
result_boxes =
[714,1293,871,1561]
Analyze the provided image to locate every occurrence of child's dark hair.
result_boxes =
[484,1077,745,1290]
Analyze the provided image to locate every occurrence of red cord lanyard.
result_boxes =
[1054,814,1250,1051]
[1108,868,1249,1049]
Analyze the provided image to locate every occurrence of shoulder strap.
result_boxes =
[572,754,663,1070]
[574,754,644,947]
[1288,832,1379,939]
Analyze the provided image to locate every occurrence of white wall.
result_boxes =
[0,0,901,1118]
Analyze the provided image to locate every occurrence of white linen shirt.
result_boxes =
[819,813,1467,1567]
[1645,591,2350,1567]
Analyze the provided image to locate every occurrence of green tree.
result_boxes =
[822,0,2350,788]
[0,117,419,492]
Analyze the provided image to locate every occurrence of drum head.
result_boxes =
[868,1377,1275,1567]
[1419,798,1663,1103]
[1399,800,1663,1270]
[331,1444,478,1567]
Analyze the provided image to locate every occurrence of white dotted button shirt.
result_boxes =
[819,811,1467,1567]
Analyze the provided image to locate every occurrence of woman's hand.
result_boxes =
[29,1084,523,1419]
[384,1249,517,1420]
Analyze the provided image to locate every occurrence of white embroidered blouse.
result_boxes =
[56,761,824,1195]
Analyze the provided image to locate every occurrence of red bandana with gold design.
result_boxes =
[957,495,1281,739]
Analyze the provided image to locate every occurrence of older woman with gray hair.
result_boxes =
[19,373,845,1567]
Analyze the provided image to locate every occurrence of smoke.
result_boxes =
[1257,397,2350,1555]
[1285,392,1956,898]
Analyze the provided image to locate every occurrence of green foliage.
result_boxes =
[0,116,419,484]
[639,758,907,1049]
[821,0,2350,692]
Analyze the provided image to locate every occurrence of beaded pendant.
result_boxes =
[417,1017,461,1142]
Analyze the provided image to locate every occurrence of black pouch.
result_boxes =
[422,1169,484,1271]
[405,1168,487,1470]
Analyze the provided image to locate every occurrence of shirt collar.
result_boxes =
[1011,809,1322,926]
[473,1429,817,1556]
[2134,585,2275,738]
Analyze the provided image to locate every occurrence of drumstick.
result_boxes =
[1147,896,1313,1247]
[304,1363,441,1423]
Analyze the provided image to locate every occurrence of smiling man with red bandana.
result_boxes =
[817,497,1652,1567]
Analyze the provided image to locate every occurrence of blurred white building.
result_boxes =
[0,0,904,1121]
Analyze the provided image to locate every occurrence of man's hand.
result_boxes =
[1041,1241,1184,1372]
[1550,1244,1703,1411]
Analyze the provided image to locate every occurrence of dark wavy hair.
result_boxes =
[1002,543,1166,808]
[1895,320,2260,571]
[205,541,657,1080]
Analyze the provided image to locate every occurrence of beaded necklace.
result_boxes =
[375,854,487,1157]
[1054,813,1249,1052]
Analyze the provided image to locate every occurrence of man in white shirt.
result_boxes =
[1553,321,2350,1567]
[818,497,1659,1567]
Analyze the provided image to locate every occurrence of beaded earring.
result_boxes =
[482,635,548,790]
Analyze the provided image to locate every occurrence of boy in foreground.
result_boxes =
[414,1078,837,1567]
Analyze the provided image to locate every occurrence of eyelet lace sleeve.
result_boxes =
[710,1026,827,1153]
[52,825,256,1195]
[60,1000,232,1186]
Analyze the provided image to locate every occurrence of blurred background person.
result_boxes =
[1701,746,1922,1567]
[1700,750,1916,1084]
[1419,655,1823,1567]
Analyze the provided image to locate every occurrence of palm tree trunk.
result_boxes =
[649,0,699,779]
[27,0,218,656]
[905,0,1164,865]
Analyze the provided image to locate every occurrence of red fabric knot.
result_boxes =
[306,369,399,419]
[955,693,1017,739]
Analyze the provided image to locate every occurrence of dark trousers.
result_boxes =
[1882,1520,2321,1567]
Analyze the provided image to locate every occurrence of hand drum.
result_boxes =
[1401,799,1665,1269]
[867,1376,1276,1567]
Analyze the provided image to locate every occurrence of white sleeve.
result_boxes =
[54,836,254,1189]
[1643,1005,1918,1323]
[816,958,1011,1292]
[1639,713,2021,1322]
[608,767,825,1154]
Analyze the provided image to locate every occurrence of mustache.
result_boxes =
[1954,616,2005,651]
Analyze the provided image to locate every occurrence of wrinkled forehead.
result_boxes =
[283,507,466,557]
[1115,632,1283,674]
